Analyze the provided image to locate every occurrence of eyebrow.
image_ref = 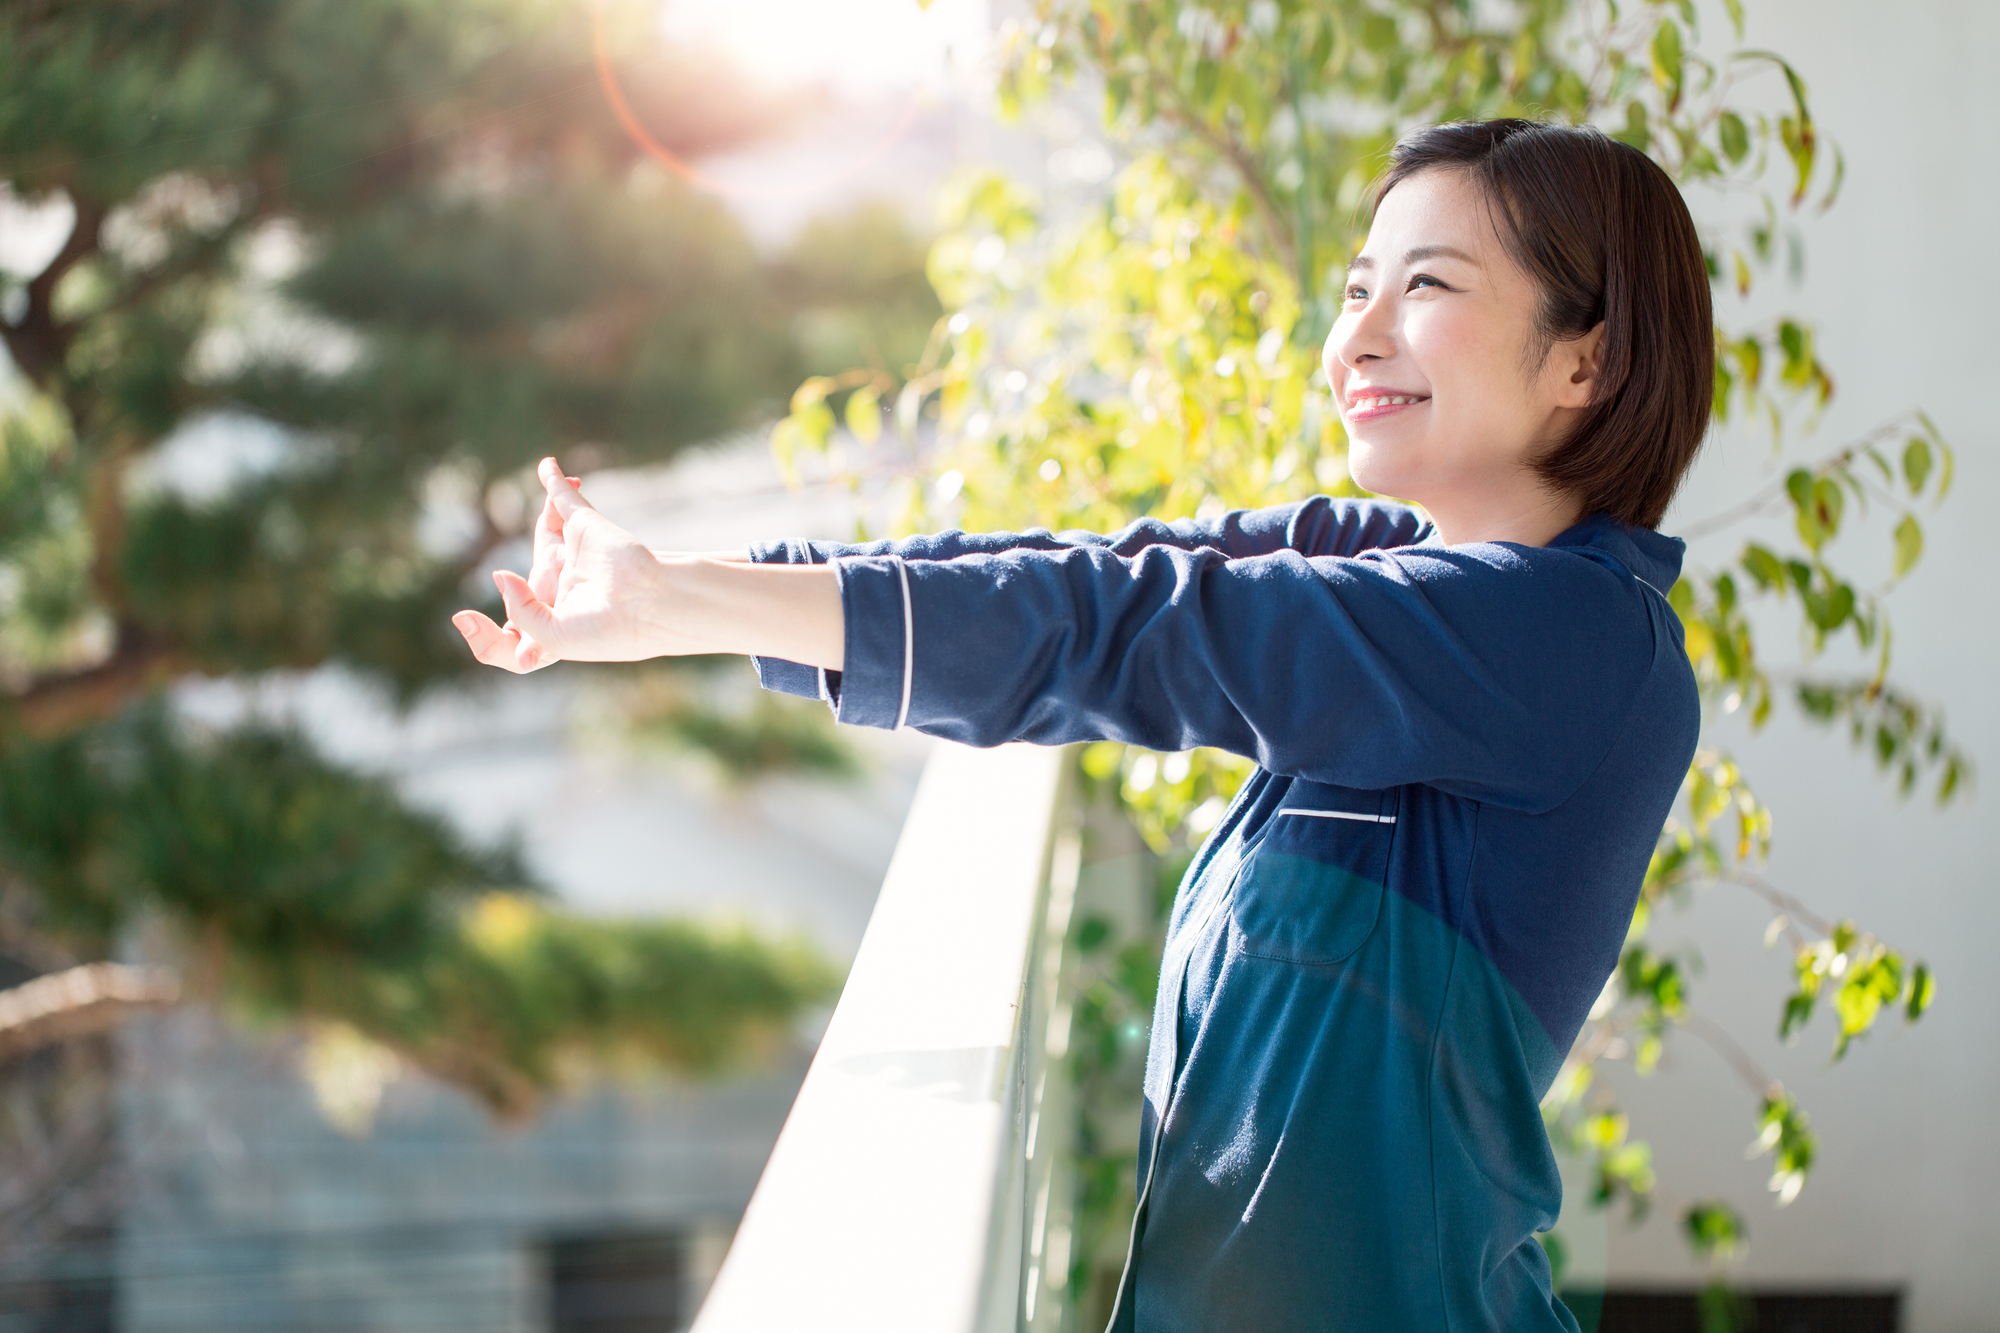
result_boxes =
[1346,244,1480,273]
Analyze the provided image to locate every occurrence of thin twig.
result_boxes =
[1700,872,1834,939]
[1678,1009,1784,1101]
[1676,414,1915,540]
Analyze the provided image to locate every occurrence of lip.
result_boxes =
[1342,386,1431,423]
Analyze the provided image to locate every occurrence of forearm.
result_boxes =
[650,548,752,562]
[651,557,844,668]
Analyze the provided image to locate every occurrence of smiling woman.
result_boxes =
[1331,121,1713,540]
[455,118,1713,1333]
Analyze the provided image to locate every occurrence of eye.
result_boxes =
[1343,283,1369,301]
[1407,272,1451,292]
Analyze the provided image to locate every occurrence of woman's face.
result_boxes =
[1322,167,1600,540]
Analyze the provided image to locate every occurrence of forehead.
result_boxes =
[1353,169,1501,266]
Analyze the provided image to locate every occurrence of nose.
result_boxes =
[1324,291,1396,391]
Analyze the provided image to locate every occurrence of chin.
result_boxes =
[1345,436,1414,501]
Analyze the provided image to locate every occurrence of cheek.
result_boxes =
[1404,303,1519,411]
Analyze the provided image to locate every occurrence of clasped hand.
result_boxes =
[452,457,845,673]
[453,458,699,672]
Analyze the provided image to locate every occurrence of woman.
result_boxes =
[454,119,1707,1332]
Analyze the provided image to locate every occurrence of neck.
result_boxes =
[1421,486,1584,548]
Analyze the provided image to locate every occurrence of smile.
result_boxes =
[1346,394,1430,421]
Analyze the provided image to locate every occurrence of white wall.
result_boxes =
[1596,2,2000,1327]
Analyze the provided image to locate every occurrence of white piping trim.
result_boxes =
[894,558,914,731]
[1277,808,1397,825]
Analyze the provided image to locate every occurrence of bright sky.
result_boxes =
[657,0,991,99]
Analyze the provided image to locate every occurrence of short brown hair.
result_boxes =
[1376,119,1712,530]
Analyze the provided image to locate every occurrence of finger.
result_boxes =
[529,502,563,604]
[539,457,594,521]
[452,610,548,674]
[494,570,563,660]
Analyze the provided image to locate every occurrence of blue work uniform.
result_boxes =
[749,498,1699,1332]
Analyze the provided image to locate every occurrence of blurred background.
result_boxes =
[0,1,1991,1331]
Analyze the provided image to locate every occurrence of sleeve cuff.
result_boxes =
[748,539,828,701]
[752,654,827,700]
[828,555,913,731]
[748,538,818,566]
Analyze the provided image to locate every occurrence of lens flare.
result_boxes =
[591,10,921,201]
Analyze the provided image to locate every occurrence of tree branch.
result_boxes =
[1155,95,1298,280]
[1676,413,1911,540]
[91,221,247,324]
[1,195,106,389]
[0,962,180,1064]
[8,625,184,736]
[1678,1009,1784,1101]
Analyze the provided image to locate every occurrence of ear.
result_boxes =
[1549,322,1606,409]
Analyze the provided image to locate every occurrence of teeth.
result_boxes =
[1353,395,1420,410]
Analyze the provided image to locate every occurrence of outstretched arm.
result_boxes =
[452,458,844,673]
[748,496,1430,570]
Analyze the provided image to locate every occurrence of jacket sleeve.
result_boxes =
[748,497,1429,699]
[824,540,1665,813]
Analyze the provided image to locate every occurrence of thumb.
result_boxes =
[539,456,596,522]
[494,570,561,656]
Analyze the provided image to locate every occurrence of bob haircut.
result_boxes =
[1375,119,1712,531]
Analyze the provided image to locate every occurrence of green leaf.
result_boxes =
[1892,513,1923,578]
[1811,476,1844,537]
[1722,0,1746,39]
[1902,436,1933,494]
[1819,143,1847,212]
[1736,335,1762,389]
[1777,320,1813,386]
[1650,21,1684,108]
[1905,962,1934,1021]
[790,376,836,412]
[1802,582,1853,632]
[1779,990,1814,1041]
[1683,1202,1746,1262]
[845,385,883,443]
[1718,111,1749,165]
[1784,467,1813,511]
[1736,544,1784,588]
[1740,51,1818,205]
[1615,99,1651,152]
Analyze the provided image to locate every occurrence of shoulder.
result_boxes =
[1361,517,1679,623]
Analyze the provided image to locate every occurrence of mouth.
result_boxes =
[1344,391,1430,423]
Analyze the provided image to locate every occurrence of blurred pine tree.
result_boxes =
[0,0,922,1112]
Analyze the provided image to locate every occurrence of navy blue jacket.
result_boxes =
[749,498,1699,1332]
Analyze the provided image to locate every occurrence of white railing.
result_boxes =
[692,741,1082,1333]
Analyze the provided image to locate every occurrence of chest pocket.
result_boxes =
[1231,784,1398,965]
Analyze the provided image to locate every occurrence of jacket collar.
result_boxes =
[1546,512,1686,595]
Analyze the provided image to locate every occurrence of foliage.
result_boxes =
[790,0,1964,1292]
[0,707,837,1115]
[0,0,923,1111]
[597,660,864,785]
